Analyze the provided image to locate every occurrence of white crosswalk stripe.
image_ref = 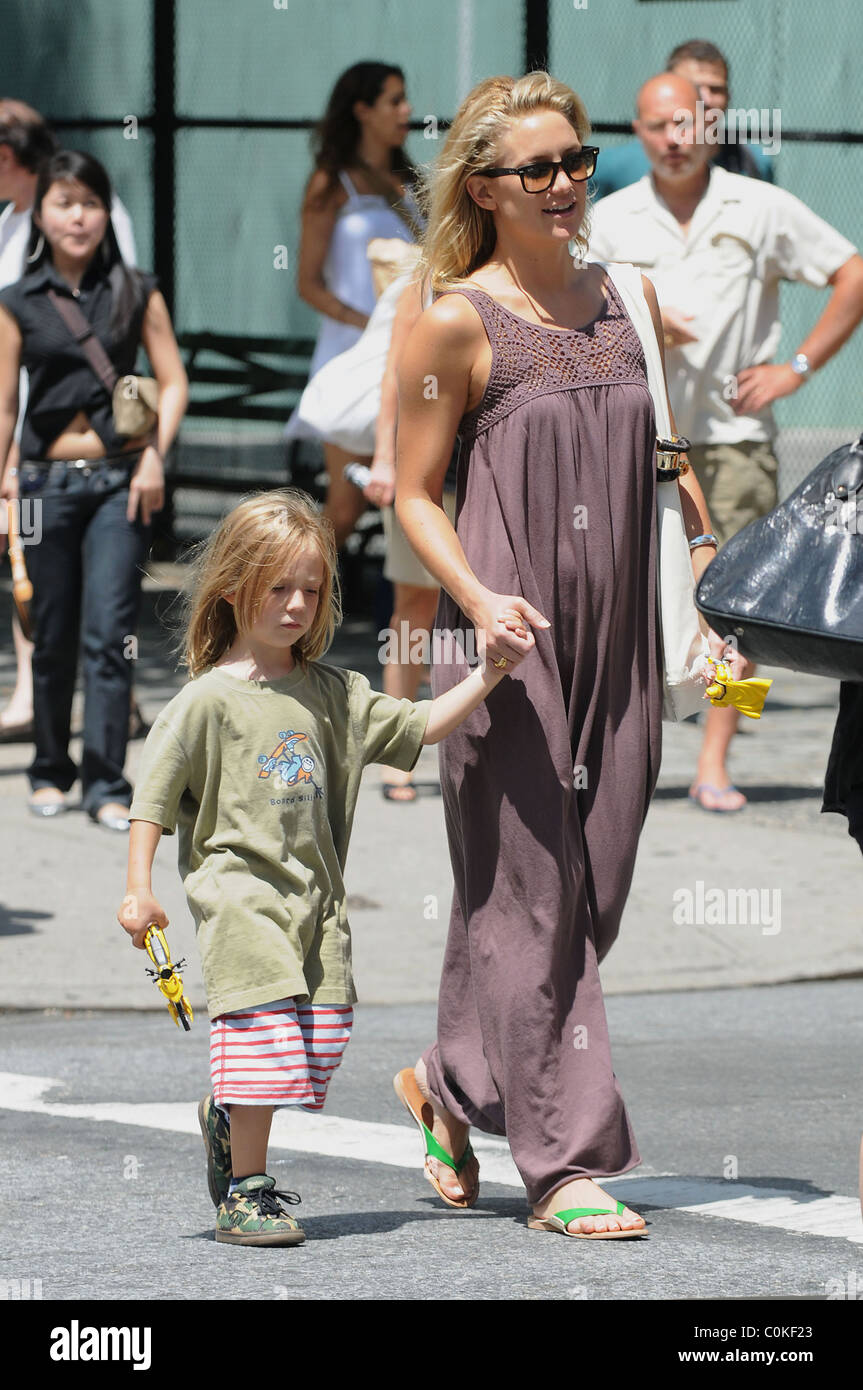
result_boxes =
[2,1071,861,1244]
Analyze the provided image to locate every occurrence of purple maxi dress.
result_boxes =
[423,278,663,1206]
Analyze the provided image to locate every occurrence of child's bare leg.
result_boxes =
[228,1104,274,1177]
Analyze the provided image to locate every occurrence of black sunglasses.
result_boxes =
[479,146,599,194]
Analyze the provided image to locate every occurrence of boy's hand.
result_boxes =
[478,607,532,676]
[118,892,169,950]
[470,589,549,671]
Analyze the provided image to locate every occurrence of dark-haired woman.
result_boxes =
[285,61,422,548]
[0,150,188,828]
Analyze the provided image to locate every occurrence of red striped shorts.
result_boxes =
[210,997,354,1111]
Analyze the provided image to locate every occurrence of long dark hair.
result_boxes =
[24,149,146,343]
[308,61,414,205]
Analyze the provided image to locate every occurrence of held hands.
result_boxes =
[471,589,550,677]
[127,444,165,526]
[118,891,169,950]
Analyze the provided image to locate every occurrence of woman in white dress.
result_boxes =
[286,62,423,549]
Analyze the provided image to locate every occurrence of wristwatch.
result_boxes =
[789,352,811,380]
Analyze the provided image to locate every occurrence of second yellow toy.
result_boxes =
[704,658,773,719]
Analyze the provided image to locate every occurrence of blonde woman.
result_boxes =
[394,73,726,1238]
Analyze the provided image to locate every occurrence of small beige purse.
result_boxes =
[112,373,160,437]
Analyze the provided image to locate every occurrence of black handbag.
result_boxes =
[695,432,863,682]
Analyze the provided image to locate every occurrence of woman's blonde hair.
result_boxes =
[178,489,341,677]
[420,71,591,291]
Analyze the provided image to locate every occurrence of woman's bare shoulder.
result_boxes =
[303,167,347,214]
[419,286,487,345]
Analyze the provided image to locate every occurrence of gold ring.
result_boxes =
[492,656,508,669]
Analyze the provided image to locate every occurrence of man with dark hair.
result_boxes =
[591,39,773,200]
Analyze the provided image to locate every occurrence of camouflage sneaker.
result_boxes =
[198,1094,232,1207]
[215,1175,305,1246]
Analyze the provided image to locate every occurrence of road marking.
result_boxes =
[2,1071,861,1244]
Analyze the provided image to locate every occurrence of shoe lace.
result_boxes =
[253,1186,302,1218]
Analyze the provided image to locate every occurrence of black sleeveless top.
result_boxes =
[0,257,158,460]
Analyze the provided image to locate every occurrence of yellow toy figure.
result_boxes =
[144,925,194,1031]
[704,657,773,720]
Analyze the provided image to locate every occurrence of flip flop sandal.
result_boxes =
[528,1201,648,1239]
[688,782,746,813]
[381,782,417,802]
[393,1067,478,1209]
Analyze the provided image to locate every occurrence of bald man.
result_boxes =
[589,73,863,813]
[590,38,774,201]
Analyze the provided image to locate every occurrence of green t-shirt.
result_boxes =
[129,663,431,1016]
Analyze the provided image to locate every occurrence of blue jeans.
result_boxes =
[20,456,152,816]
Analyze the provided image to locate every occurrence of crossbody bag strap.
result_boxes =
[46,288,119,396]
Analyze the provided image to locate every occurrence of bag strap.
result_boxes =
[46,288,118,396]
[601,261,672,436]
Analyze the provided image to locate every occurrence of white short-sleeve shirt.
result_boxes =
[588,166,857,445]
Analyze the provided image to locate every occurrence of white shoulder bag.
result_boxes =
[602,261,710,721]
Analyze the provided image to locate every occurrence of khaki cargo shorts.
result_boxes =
[687,441,779,547]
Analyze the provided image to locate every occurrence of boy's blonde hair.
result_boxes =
[419,71,592,291]
[179,489,341,677]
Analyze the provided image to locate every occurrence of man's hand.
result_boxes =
[731,363,802,415]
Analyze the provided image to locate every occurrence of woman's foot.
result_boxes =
[412,1058,479,1205]
[382,770,417,802]
[28,787,67,817]
[532,1177,646,1236]
[94,802,131,832]
[688,780,746,812]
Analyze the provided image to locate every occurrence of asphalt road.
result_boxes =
[2,979,862,1306]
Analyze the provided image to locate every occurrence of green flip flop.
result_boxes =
[393,1067,478,1208]
[529,1199,648,1239]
